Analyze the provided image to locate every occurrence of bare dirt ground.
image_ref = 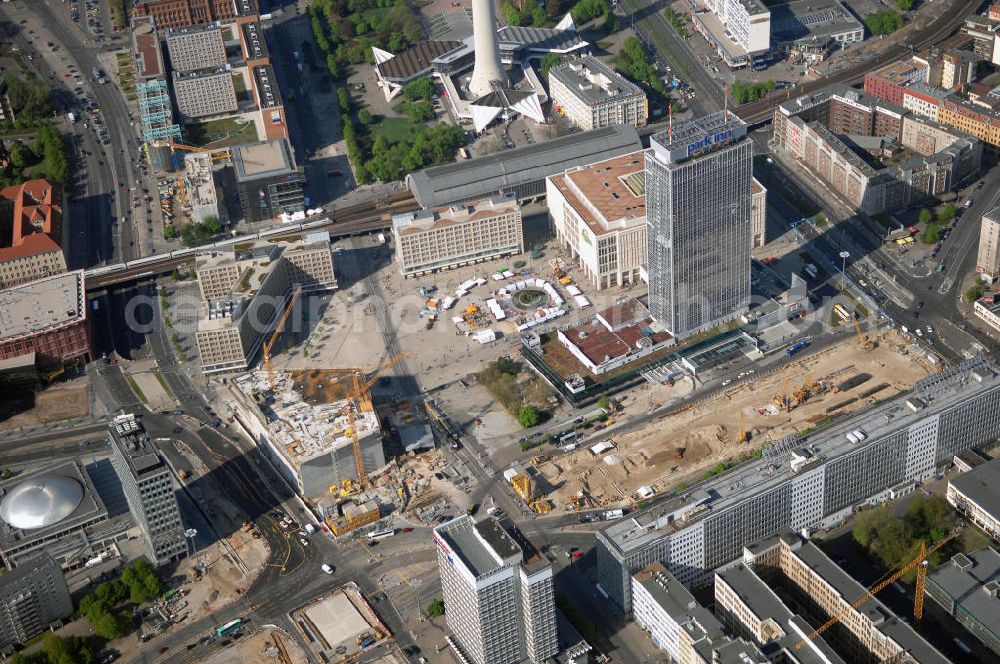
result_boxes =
[537,333,931,509]
[202,627,308,664]
[0,379,90,428]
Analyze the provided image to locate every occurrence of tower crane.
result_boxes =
[795,531,958,649]
[329,354,406,490]
[262,288,302,390]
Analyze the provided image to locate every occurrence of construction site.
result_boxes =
[519,331,933,513]
[291,584,390,663]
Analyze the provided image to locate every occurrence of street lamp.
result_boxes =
[839,251,850,287]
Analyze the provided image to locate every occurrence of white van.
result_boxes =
[322,564,334,574]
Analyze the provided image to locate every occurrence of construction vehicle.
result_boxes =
[241,522,253,533]
[530,498,552,514]
[675,447,685,459]
[737,412,749,444]
[512,474,533,502]
[530,455,550,466]
[795,531,957,649]
[262,288,302,390]
[774,369,789,412]
[853,315,877,351]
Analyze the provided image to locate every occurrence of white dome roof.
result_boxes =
[0,475,84,530]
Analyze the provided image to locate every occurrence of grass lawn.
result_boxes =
[126,377,147,403]
[108,0,126,31]
[371,117,415,143]
[186,116,258,148]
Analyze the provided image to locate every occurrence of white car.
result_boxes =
[299,538,309,546]
[926,325,933,334]
[746,369,755,375]
[916,329,923,337]
[321,564,333,574]
[722,379,733,386]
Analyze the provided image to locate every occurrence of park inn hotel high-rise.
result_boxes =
[645,112,753,338]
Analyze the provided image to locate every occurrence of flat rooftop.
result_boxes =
[407,125,642,208]
[241,21,268,61]
[770,0,864,45]
[131,22,163,79]
[436,515,522,578]
[0,270,85,342]
[549,56,644,106]
[392,194,519,234]
[950,456,1000,514]
[232,370,380,468]
[926,548,1000,641]
[601,357,1000,557]
[550,151,646,236]
[251,63,283,109]
[496,25,587,54]
[109,414,165,478]
[233,138,295,181]
[650,111,749,165]
[302,591,372,651]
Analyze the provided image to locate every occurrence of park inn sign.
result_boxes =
[687,129,734,158]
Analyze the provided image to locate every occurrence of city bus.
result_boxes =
[367,529,395,541]
[216,619,243,638]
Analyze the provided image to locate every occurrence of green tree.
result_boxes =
[937,203,956,222]
[922,223,941,244]
[518,404,539,428]
[497,357,517,374]
[337,88,352,114]
[896,0,912,10]
[540,53,565,80]
[571,0,607,24]
[964,277,986,303]
[357,107,374,125]
[1,468,12,480]
[502,0,523,26]
[403,76,435,102]
[601,7,619,33]
[865,10,903,35]
[597,395,611,411]
[2,75,54,124]
[9,141,35,170]
[121,559,161,604]
[92,609,131,639]
[545,0,562,17]
[918,208,933,224]
[427,598,445,616]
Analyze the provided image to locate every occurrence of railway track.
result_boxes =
[85,191,419,290]
[736,0,984,124]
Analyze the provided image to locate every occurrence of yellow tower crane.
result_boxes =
[328,353,406,490]
[262,288,302,390]
[795,531,957,649]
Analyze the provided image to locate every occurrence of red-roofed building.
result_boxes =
[0,179,66,288]
[557,298,673,375]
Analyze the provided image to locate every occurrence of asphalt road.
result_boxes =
[4,0,156,264]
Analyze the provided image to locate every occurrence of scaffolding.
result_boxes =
[136,78,181,142]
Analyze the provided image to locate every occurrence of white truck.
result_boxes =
[67,112,77,124]
[304,523,315,535]
[603,508,624,520]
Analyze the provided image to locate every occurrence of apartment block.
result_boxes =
[977,207,1000,282]
[108,414,186,566]
[194,232,336,373]
[736,531,950,664]
[165,23,228,72]
[391,194,523,278]
[646,112,752,339]
[632,562,770,663]
[172,67,238,120]
[902,84,948,122]
[925,548,1000,656]
[546,152,646,290]
[774,86,982,214]
[548,57,647,131]
[0,555,72,649]
[698,0,771,68]
[947,456,1000,540]
[597,357,1000,612]
[937,97,1000,150]
[433,515,558,664]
